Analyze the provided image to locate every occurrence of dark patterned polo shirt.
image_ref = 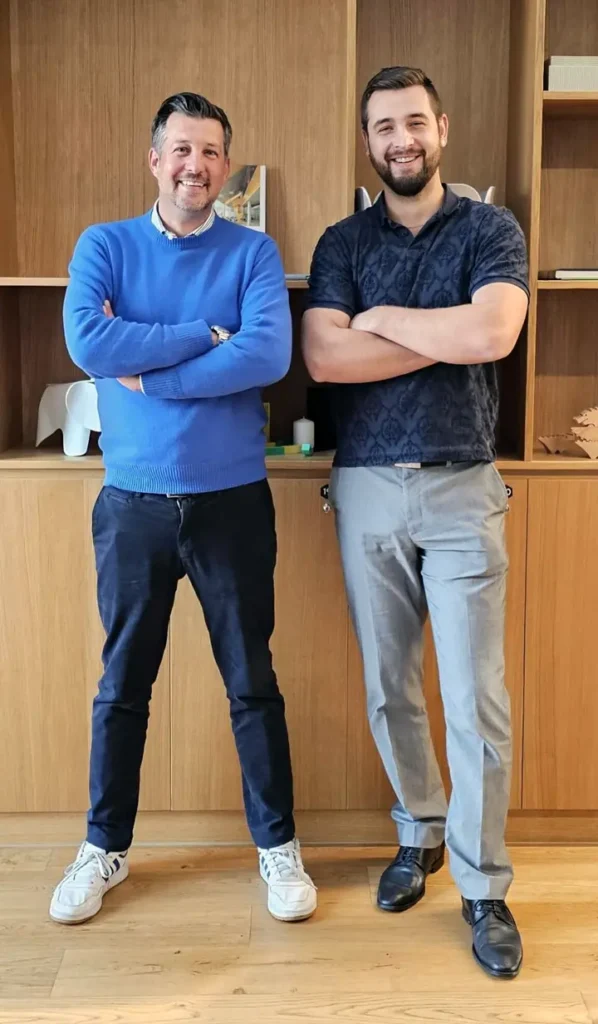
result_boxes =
[307,186,529,466]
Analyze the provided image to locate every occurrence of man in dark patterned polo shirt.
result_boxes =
[302,66,529,979]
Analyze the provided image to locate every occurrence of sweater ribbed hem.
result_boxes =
[103,454,266,494]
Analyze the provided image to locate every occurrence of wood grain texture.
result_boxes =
[0,289,22,452]
[9,0,354,276]
[355,0,510,202]
[545,0,598,58]
[170,478,349,811]
[505,0,545,461]
[7,807,598,846]
[534,291,598,443]
[524,479,598,810]
[544,93,598,119]
[539,118,598,272]
[0,0,17,276]
[0,476,91,811]
[346,475,527,811]
[0,845,596,1021]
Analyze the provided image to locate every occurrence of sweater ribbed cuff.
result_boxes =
[141,321,214,398]
[140,364,184,399]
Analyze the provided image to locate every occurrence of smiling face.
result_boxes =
[363,84,448,197]
[149,112,230,225]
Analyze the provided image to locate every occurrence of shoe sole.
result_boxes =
[461,905,522,979]
[49,865,128,925]
[268,907,316,923]
[376,851,445,913]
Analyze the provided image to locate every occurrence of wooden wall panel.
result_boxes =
[0,0,17,276]
[170,479,349,811]
[10,0,355,276]
[355,0,510,203]
[0,475,171,813]
[0,476,91,811]
[346,476,526,811]
[524,479,598,809]
[545,0,598,58]
[505,0,544,461]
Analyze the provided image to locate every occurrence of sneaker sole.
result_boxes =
[376,851,445,913]
[49,865,128,925]
[268,907,316,922]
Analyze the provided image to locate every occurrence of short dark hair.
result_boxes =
[151,92,232,156]
[360,66,443,131]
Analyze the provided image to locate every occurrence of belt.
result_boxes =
[393,461,454,469]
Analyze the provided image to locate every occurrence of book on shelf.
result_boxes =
[214,164,266,231]
[546,55,598,91]
[539,269,598,280]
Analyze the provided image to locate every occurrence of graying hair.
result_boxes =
[151,92,232,156]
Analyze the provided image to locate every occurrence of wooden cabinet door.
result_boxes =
[524,479,598,809]
[346,475,527,811]
[0,476,91,811]
[0,475,170,812]
[170,477,349,811]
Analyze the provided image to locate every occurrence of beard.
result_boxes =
[370,144,441,197]
[172,178,212,212]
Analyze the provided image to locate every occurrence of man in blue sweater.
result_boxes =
[50,92,316,926]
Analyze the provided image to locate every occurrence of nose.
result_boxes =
[392,126,416,150]
[184,155,207,178]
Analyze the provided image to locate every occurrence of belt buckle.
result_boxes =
[393,462,422,469]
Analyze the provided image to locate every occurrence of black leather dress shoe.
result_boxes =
[462,899,522,978]
[376,843,445,912]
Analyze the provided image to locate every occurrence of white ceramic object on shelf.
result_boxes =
[36,379,100,456]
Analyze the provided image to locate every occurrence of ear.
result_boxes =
[439,113,449,148]
[148,148,160,180]
[361,127,371,155]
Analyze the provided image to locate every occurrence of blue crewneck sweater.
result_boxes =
[63,211,291,493]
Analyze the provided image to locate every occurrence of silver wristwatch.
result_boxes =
[210,324,231,344]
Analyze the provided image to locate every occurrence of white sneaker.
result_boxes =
[258,838,317,922]
[49,841,129,924]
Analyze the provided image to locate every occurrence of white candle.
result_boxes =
[293,417,315,446]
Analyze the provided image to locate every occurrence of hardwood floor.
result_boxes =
[0,835,597,1022]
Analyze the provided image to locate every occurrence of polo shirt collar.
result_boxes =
[374,184,459,228]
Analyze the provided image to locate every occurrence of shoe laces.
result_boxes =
[259,840,315,888]
[62,843,114,885]
[471,899,514,926]
[396,846,422,866]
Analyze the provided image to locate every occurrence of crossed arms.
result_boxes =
[302,282,529,385]
[63,227,291,399]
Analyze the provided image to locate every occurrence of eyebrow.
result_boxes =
[372,111,429,130]
[171,138,221,149]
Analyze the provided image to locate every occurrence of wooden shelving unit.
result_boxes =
[0,277,307,289]
[1,0,598,826]
[543,91,598,117]
[538,279,598,289]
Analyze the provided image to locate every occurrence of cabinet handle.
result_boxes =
[320,482,331,514]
